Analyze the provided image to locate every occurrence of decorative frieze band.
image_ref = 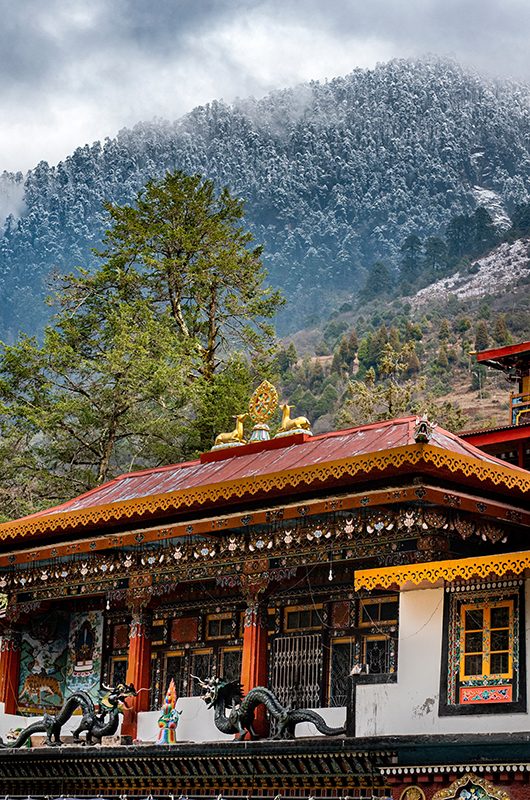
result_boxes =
[0,506,507,600]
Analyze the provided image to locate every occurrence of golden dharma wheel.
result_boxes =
[248,380,279,424]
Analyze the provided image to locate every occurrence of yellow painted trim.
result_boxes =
[284,603,324,633]
[0,443,528,541]
[354,550,530,591]
[459,600,513,681]
[359,595,399,627]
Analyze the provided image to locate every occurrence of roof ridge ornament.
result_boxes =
[248,380,279,443]
[275,402,312,438]
[211,413,249,450]
[211,381,313,449]
[414,414,436,444]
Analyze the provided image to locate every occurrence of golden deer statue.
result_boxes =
[278,403,311,433]
[214,413,248,447]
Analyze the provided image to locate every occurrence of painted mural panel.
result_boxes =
[65,610,104,704]
[17,612,69,716]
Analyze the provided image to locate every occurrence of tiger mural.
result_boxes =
[19,673,63,705]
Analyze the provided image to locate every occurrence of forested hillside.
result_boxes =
[2,58,530,338]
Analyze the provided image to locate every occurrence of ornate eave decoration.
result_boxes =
[0,443,529,542]
[0,505,510,602]
[0,741,392,794]
[355,549,530,591]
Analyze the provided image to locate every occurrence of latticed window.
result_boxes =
[189,650,214,695]
[221,647,242,682]
[363,635,393,674]
[284,605,323,632]
[109,656,127,687]
[460,602,513,679]
[162,652,186,697]
[269,632,323,709]
[442,586,523,713]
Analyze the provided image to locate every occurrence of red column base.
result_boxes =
[241,602,269,738]
[121,614,152,740]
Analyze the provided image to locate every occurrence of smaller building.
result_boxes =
[462,341,530,468]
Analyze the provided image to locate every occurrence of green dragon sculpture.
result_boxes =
[0,682,137,748]
[196,676,345,740]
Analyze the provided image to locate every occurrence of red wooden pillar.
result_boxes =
[0,629,21,715]
[241,599,268,736]
[121,611,152,740]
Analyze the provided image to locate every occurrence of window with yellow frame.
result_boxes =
[359,595,398,627]
[206,612,233,640]
[284,604,323,632]
[460,601,513,681]
[440,586,524,715]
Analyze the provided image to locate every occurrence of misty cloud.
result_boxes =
[1,0,529,172]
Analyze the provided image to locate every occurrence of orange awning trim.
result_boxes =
[354,551,530,591]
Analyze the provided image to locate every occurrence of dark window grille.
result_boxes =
[329,640,355,706]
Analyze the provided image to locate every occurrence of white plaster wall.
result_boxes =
[294,705,346,737]
[356,581,530,736]
[0,711,123,741]
[137,697,233,743]
[0,712,31,740]
[137,702,346,742]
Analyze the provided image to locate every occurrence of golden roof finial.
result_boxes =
[248,380,279,442]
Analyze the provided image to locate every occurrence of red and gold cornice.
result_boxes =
[0,481,524,567]
[0,443,529,543]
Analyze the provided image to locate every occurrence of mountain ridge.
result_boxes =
[2,57,530,338]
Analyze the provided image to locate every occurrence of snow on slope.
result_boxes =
[413,239,530,305]
[471,186,511,230]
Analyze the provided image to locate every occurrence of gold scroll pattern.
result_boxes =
[355,550,530,591]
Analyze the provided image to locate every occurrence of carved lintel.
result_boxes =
[417,532,450,557]
[240,557,269,606]
[243,601,267,629]
[125,572,153,617]
[129,609,152,640]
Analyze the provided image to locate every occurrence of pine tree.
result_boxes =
[400,235,422,284]
[510,202,530,236]
[439,319,451,341]
[471,207,499,255]
[361,261,392,300]
[423,237,448,274]
[437,344,449,370]
[98,171,283,380]
[0,172,283,515]
[474,320,490,351]
[493,314,511,346]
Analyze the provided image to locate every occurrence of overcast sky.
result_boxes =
[1,0,530,173]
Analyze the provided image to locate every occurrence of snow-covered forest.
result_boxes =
[2,58,530,339]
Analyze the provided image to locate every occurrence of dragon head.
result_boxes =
[100,682,138,710]
[193,675,243,709]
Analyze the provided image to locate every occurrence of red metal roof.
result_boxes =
[460,421,530,452]
[476,341,530,373]
[2,415,529,543]
[23,416,519,519]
